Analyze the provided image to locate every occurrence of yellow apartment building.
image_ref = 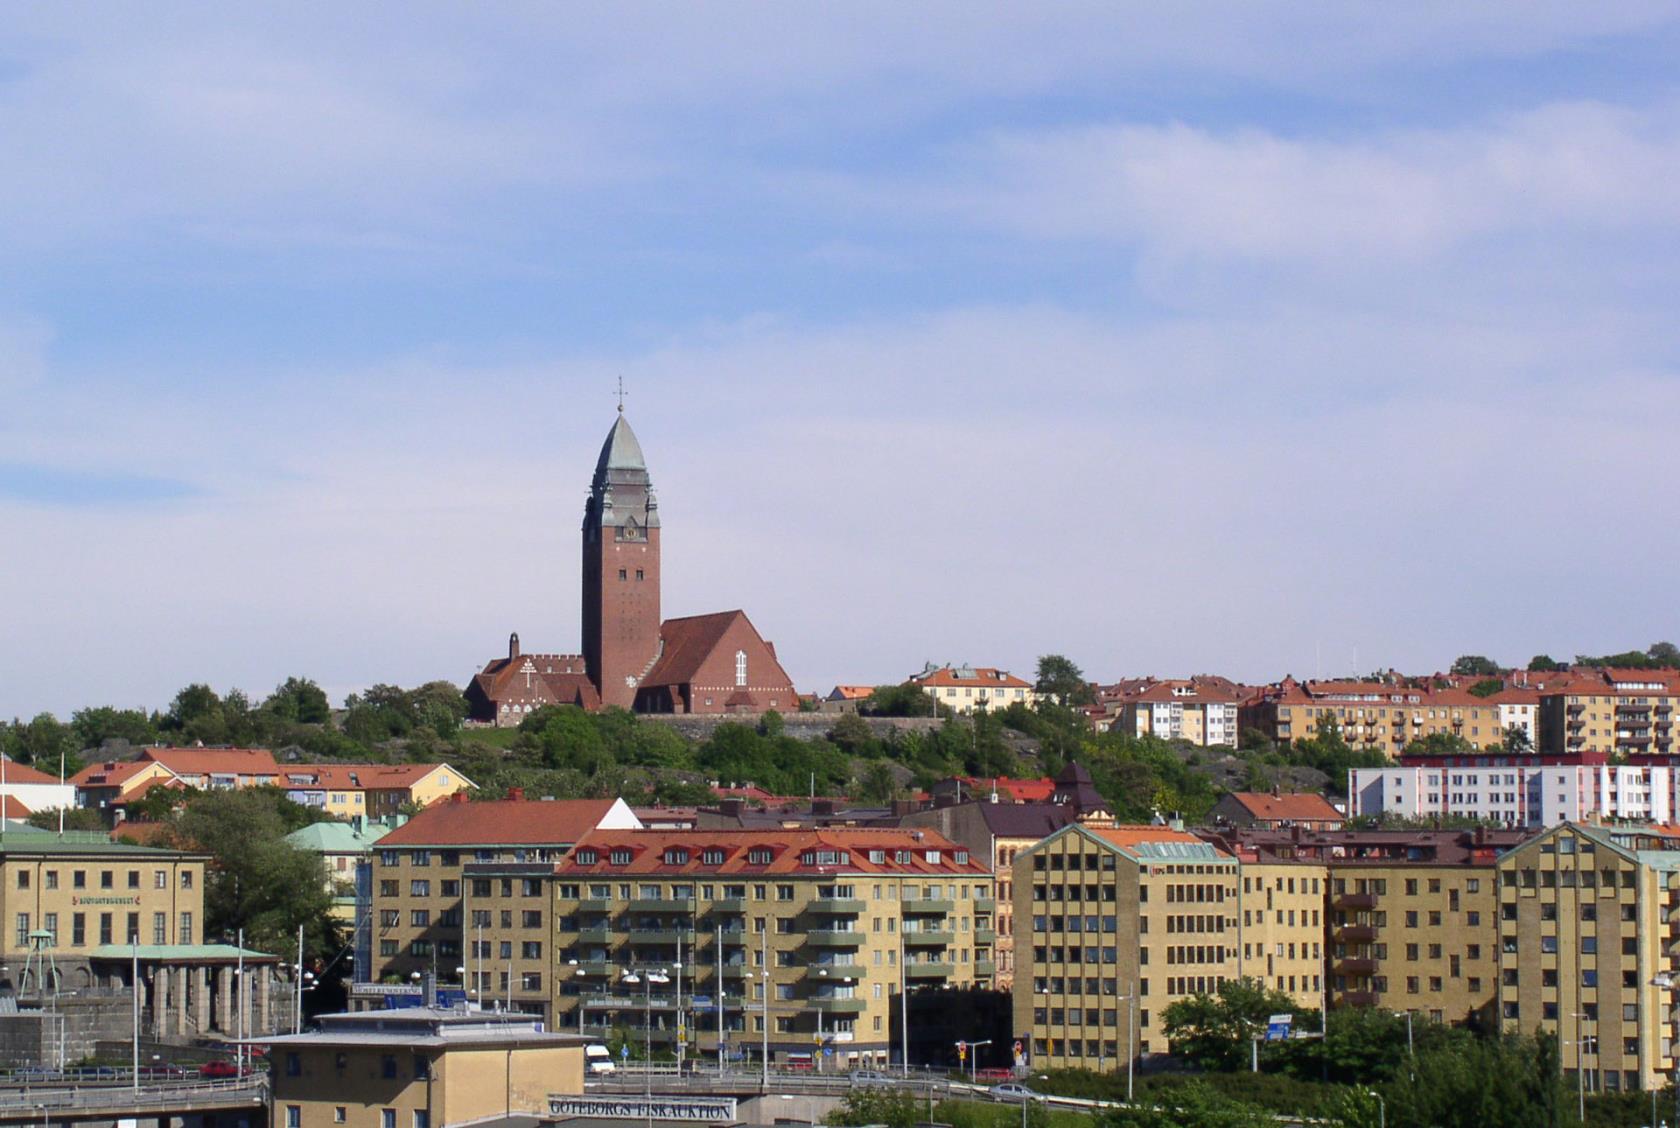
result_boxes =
[909,665,1038,715]
[1535,670,1680,758]
[1013,823,1240,1071]
[467,827,993,1071]
[280,765,476,821]
[1235,859,1327,1009]
[1495,822,1680,1095]
[262,1008,586,1128]
[367,795,641,985]
[1247,680,1506,755]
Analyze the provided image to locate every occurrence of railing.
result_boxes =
[0,1077,265,1115]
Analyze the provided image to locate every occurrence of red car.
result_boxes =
[199,1060,240,1079]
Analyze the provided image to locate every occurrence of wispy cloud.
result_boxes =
[0,463,202,508]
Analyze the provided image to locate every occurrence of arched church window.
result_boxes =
[735,650,747,687]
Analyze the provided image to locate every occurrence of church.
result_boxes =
[466,408,799,722]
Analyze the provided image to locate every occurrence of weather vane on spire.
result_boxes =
[616,375,627,413]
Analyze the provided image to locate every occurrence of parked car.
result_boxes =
[848,1069,892,1088]
[199,1060,241,1079]
[990,1083,1038,1103]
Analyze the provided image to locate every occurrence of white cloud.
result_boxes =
[873,101,1680,264]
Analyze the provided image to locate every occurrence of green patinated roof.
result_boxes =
[0,826,195,857]
[285,820,392,853]
[88,943,277,962]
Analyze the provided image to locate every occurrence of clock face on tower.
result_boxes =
[625,676,637,687]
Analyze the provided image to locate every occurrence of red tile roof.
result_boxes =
[276,763,471,792]
[1223,792,1343,824]
[137,748,280,777]
[827,686,877,700]
[2,756,68,786]
[378,796,623,847]
[71,759,174,789]
[911,666,1031,689]
[557,828,988,876]
[0,795,34,818]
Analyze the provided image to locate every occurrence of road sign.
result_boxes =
[620,1045,630,1061]
[1265,1014,1294,1042]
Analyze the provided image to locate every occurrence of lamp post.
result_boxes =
[1655,973,1680,1128]
[1570,1011,1595,1124]
[1367,1090,1384,1128]
[965,1040,992,1084]
[1117,984,1137,1103]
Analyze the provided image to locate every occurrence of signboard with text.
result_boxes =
[547,1096,737,1122]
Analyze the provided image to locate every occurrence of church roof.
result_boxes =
[642,611,753,688]
[595,412,647,476]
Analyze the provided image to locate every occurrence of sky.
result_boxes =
[3,4,1679,718]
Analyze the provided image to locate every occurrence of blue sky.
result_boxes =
[3,4,1679,717]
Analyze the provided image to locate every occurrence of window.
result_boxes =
[334,1110,346,1124]
[101,871,114,890]
[73,871,86,889]
[15,871,26,890]
[181,870,193,890]
[286,1108,301,1128]
[736,650,747,687]
[286,1053,301,1077]
[154,871,168,889]
[153,913,167,945]
[71,914,85,947]
[99,913,113,945]
[383,1111,397,1128]
[179,912,193,944]
[382,1056,398,1079]
[127,871,140,889]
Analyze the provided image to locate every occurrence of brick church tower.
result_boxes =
[581,408,661,710]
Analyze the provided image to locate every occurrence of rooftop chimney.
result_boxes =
[506,787,525,802]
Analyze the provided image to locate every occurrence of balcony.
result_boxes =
[975,959,997,977]
[807,929,866,948]
[711,898,746,914]
[974,928,997,944]
[903,899,955,915]
[1567,704,1586,715]
[629,898,696,913]
[1337,958,1377,975]
[902,929,954,946]
[719,964,753,979]
[811,997,868,1015]
[575,898,613,913]
[1337,925,1378,942]
[1343,991,1379,1007]
[627,929,687,945]
[576,926,614,945]
[570,960,615,978]
[808,898,865,915]
[904,961,954,980]
[974,897,996,913]
[1335,893,1378,910]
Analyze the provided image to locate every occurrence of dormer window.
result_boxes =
[867,850,885,864]
[954,850,969,865]
[894,850,911,864]
[575,849,598,865]
[925,851,941,864]
[664,848,690,865]
[609,849,633,866]
[748,848,773,865]
[702,849,726,865]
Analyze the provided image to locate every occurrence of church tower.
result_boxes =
[581,408,662,710]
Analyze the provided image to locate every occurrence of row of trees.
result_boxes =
[1453,642,1680,676]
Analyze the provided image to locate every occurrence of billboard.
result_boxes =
[547,1097,738,1122]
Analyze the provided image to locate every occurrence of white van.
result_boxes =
[585,1045,616,1076]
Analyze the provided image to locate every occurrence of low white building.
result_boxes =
[0,756,77,815]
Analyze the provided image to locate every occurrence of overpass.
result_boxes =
[0,1078,267,1125]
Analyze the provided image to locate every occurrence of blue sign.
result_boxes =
[621,1045,631,1061]
[1265,1014,1294,1042]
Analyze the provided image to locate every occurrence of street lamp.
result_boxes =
[1117,984,1137,1103]
[1654,973,1680,1128]
[1367,1090,1384,1128]
[1570,1011,1596,1124]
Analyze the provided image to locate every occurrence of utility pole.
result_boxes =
[675,931,684,1074]
[129,934,138,1093]
[294,924,305,1034]
[760,923,769,1091]
[899,934,909,1075]
[715,923,724,1076]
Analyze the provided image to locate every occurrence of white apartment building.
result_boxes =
[1350,762,1676,827]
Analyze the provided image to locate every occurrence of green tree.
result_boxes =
[1450,655,1502,677]
[1467,677,1503,698]
[163,788,337,957]
[1527,655,1563,672]
[162,683,230,743]
[1161,978,1318,1072]
[70,706,159,750]
[25,808,106,832]
[265,677,332,725]
[861,682,939,718]
[1101,1081,1277,1128]
[1502,724,1534,754]
[1649,641,1680,668]
[1034,654,1095,707]
[1289,716,1386,796]
[4,713,79,766]
[855,761,901,803]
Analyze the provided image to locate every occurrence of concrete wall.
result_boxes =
[0,994,134,1068]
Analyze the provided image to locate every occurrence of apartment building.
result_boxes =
[134,747,280,789]
[467,827,993,1071]
[366,794,641,984]
[1495,822,1680,1095]
[1102,679,1242,748]
[279,763,476,820]
[1537,669,1680,758]
[909,664,1037,715]
[1230,853,1328,1010]
[1245,680,1505,755]
[1012,823,1240,1072]
[72,758,179,815]
[1348,754,1680,827]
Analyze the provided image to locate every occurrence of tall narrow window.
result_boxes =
[736,650,747,687]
